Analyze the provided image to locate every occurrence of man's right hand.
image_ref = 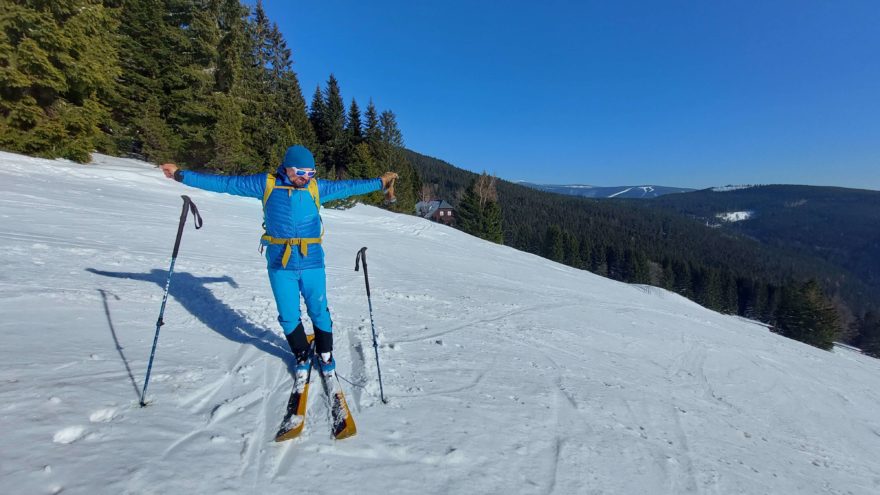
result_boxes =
[160,163,178,179]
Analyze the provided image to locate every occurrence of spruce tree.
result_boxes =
[376,109,420,211]
[737,278,757,317]
[763,284,781,324]
[135,96,176,163]
[269,23,314,149]
[364,99,382,147]
[544,225,565,263]
[580,238,593,273]
[483,200,504,244]
[591,243,607,276]
[661,258,675,291]
[166,0,221,166]
[279,70,316,148]
[623,249,650,284]
[457,184,481,240]
[858,312,880,358]
[346,100,380,194]
[379,110,403,148]
[245,0,277,166]
[605,245,621,280]
[216,0,248,94]
[347,142,384,204]
[458,173,503,244]
[309,85,327,161]
[346,99,363,143]
[322,74,347,177]
[721,272,738,314]
[0,0,120,162]
[210,93,248,173]
[776,280,841,350]
[323,75,346,139]
[111,0,166,157]
[214,0,261,171]
[252,1,272,69]
[672,260,691,297]
[563,231,582,268]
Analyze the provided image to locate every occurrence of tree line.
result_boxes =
[0,0,419,211]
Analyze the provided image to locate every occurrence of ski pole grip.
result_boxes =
[355,247,367,272]
[355,247,371,297]
[171,195,203,259]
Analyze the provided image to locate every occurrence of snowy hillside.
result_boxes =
[2,151,880,495]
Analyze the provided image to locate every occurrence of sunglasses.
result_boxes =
[288,167,316,178]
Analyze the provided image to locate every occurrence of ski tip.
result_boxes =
[334,423,357,440]
[275,413,306,442]
[331,392,358,440]
[275,424,305,442]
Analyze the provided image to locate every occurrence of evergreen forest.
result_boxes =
[0,0,419,212]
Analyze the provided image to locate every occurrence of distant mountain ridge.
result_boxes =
[519,182,695,199]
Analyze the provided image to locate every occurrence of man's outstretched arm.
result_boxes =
[318,172,398,204]
[160,163,265,199]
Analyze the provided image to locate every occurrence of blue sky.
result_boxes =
[260,1,879,190]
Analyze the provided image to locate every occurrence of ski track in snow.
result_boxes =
[2,152,880,494]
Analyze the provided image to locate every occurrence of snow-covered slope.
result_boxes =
[2,151,879,494]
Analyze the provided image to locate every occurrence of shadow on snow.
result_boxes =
[97,288,142,400]
[86,268,296,376]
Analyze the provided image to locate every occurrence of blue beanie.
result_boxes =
[281,145,315,169]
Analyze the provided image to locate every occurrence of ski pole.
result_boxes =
[355,247,387,404]
[140,195,203,407]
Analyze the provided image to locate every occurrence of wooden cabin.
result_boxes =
[415,200,455,225]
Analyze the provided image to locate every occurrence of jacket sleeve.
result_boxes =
[180,171,266,199]
[318,178,382,204]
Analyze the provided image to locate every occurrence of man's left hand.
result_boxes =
[380,171,398,189]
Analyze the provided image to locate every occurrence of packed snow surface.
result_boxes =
[607,187,634,198]
[712,185,757,192]
[2,152,879,494]
[716,211,754,223]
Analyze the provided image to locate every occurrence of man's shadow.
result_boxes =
[87,268,296,375]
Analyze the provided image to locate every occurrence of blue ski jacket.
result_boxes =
[180,166,382,270]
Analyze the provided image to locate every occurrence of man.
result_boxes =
[160,145,397,391]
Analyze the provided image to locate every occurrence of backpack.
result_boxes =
[259,173,323,267]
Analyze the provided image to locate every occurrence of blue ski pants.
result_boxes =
[267,268,333,335]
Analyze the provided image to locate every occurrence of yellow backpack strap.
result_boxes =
[308,179,323,237]
[307,178,320,211]
[264,173,318,210]
[259,176,323,264]
[263,173,276,206]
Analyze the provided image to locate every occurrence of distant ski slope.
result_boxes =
[1,151,879,494]
[519,182,694,198]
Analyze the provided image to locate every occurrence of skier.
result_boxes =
[160,145,396,408]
